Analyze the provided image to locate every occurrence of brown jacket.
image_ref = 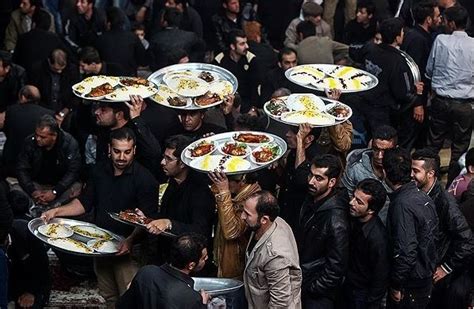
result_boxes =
[213,183,261,279]
[244,217,302,309]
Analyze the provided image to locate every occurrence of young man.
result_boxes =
[411,148,474,309]
[344,178,389,309]
[211,0,243,53]
[117,233,211,309]
[242,191,302,309]
[41,127,159,307]
[449,148,474,201]
[383,148,438,308]
[343,0,377,45]
[426,6,474,185]
[297,154,350,308]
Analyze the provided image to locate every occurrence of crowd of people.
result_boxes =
[0,0,473,308]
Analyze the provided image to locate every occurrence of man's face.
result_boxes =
[35,127,57,148]
[308,166,332,198]
[224,0,240,14]
[109,139,135,171]
[279,52,297,71]
[194,248,208,273]
[94,106,118,127]
[372,138,396,167]
[231,36,248,56]
[373,32,382,44]
[429,7,442,29]
[179,111,203,132]
[285,129,297,149]
[0,61,10,78]
[307,15,322,26]
[20,0,34,15]
[241,197,262,232]
[161,147,183,177]
[395,28,404,46]
[79,61,98,75]
[165,0,184,12]
[411,159,432,190]
[356,8,372,24]
[349,189,373,219]
[76,0,92,15]
[49,61,66,74]
[134,29,145,41]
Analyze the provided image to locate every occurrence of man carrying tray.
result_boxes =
[41,127,159,308]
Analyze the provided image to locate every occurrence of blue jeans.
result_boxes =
[42,0,62,34]
[0,248,8,309]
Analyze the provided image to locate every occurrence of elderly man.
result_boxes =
[242,191,302,309]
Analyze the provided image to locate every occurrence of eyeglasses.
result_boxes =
[163,156,178,163]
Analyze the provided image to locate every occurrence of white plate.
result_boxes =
[72,75,120,94]
[217,141,251,158]
[231,131,274,146]
[287,93,326,112]
[166,76,209,97]
[280,110,335,126]
[105,85,158,101]
[250,143,282,165]
[87,239,119,254]
[71,225,113,240]
[38,223,74,239]
[185,140,217,159]
[208,80,234,98]
[163,71,195,84]
[189,155,251,173]
[324,102,353,121]
[194,70,220,83]
[289,65,326,85]
[48,238,94,254]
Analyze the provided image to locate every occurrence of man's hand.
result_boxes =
[433,266,448,284]
[125,95,144,119]
[146,219,171,235]
[220,94,235,115]
[413,105,424,123]
[135,6,147,23]
[17,292,35,308]
[390,288,402,302]
[200,289,211,304]
[208,171,229,193]
[325,88,342,101]
[116,236,133,256]
[415,81,424,95]
[41,208,59,223]
[296,123,312,143]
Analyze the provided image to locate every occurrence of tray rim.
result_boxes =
[108,212,177,238]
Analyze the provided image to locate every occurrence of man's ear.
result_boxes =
[188,261,196,271]
[304,134,315,145]
[108,144,112,157]
[328,177,337,189]
[230,43,236,51]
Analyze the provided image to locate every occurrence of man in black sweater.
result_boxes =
[383,147,438,308]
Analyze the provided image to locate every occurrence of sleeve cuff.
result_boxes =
[441,263,453,274]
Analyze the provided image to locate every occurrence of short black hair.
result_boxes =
[373,125,398,144]
[234,114,265,131]
[109,127,136,146]
[311,154,342,180]
[355,178,387,214]
[412,148,440,176]
[466,148,474,169]
[357,0,376,16]
[227,29,246,46]
[79,46,101,64]
[169,233,207,269]
[132,22,146,32]
[379,18,404,44]
[32,8,51,30]
[383,147,412,185]
[164,135,193,160]
[413,0,437,25]
[36,114,59,134]
[106,7,125,31]
[0,50,12,68]
[445,5,469,29]
[249,190,280,221]
[296,20,316,39]
[278,47,297,63]
[163,7,183,28]
[166,48,188,65]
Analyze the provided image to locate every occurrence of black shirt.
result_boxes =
[181,122,226,141]
[345,217,389,306]
[343,19,377,45]
[35,146,62,186]
[79,160,158,237]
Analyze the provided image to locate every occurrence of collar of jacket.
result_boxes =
[388,180,418,200]
[245,218,278,262]
[359,215,382,238]
[160,263,195,288]
[314,188,349,213]
[427,179,442,199]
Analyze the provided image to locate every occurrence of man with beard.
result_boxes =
[211,0,244,53]
[297,154,350,308]
[241,191,302,309]
[383,147,438,308]
[42,127,159,307]
[118,233,211,309]
[411,148,474,309]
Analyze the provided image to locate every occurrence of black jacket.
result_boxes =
[17,130,82,196]
[2,102,54,175]
[0,180,13,244]
[343,19,377,45]
[64,8,106,51]
[211,12,243,52]
[117,264,206,309]
[0,63,26,112]
[297,188,350,299]
[428,180,474,273]
[387,181,438,290]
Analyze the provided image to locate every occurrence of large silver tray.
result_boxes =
[263,95,352,128]
[28,218,124,257]
[399,49,421,83]
[147,63,238,110]
[285,64,378,93]
[181,131,287,175]
[108,212,176,238]
[193,277,243,296]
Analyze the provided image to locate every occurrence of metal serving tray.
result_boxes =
[193,277,243,296]
[398,49,422,83]
[28,217,124,257]
[108,212,176,238]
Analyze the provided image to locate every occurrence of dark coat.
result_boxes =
[0,63,26,112]
[387,181,438,290]
[2,102,54,174]
[63,8,106,51]
[17,130,82,196]
[297,188,350,299]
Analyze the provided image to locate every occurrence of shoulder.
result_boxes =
[134,265,162,282]
[346,148,371,167]
[288,18,300,28]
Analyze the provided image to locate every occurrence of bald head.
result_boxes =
[19,85,41,103]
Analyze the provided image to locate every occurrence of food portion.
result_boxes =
[220,142,249,157]
[326,103,351,119]
[118,209,153,225]
[88,239,119,253]
[120,77,150,87]
[190,155,251,173]
[189,140,215,157]
[86,83,114,98]
[198,71,215,83]
[195,92,221,106]
[209,80,233,98]
[252,144,280,163]
[48,238,94,254]
[233,133,271,144]
[265,98,289,117]
[38,223,74,238]
[167,96,189,107]
[71,225,112,240]
[287,94,325,112]
[168,76,209,97]
[281,110,336,126]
